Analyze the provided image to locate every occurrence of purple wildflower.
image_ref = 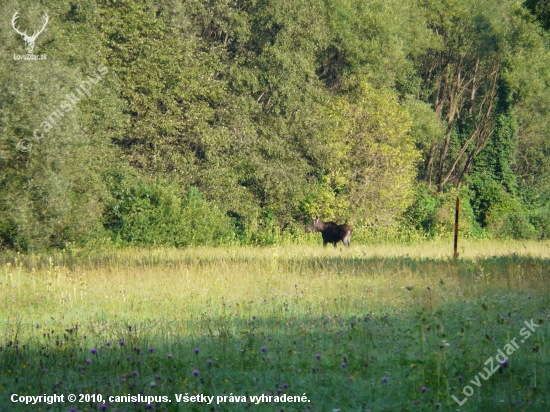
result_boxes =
[421,386,427,393]
[86,359,92,365]
[119,340,125,346]
[148,347,154,353]
[132,371,138,377]
[458,375,463,382]
[105,341,111,347]
[341,363,347,368]
[382,377,388,383]
[167,353,172,359]
[90,348,97,355]
[99,404,107,411]
[500,360,510,368]
[261,346,266,352]
[193,369,199,376]
[315,354,321,360]
[207,359,213,366]
[194,348,200,354]
[146,404,153,410]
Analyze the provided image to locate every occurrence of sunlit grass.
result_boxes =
[1,240,549,411]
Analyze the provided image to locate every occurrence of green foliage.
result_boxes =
[2,0,550,248]
[306,78,420,228]
[529,209,550,239]
[0,0,118,251]
[405,184,482,239]
[321,0,435,89]
[496,213,539,239]
[104,171,235,246]
[525,0,550,30]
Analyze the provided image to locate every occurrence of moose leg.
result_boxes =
[343,230,351,247]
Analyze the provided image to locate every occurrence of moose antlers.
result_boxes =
[12,11,49,54]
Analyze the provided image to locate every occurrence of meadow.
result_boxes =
[0,240,549,411]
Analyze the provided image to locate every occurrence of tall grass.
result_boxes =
[0,240,549,411]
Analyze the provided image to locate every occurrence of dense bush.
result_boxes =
[404,184,482,240]
[103,171,235,247]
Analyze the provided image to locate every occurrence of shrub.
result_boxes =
[103,171,235,246]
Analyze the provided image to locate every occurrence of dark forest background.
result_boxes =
[2,0,550,250]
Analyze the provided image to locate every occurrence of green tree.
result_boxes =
[0,0,120,250]
[303,78,420,228]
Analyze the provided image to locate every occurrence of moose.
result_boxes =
[306,217,352,248]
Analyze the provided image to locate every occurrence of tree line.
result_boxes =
[1,0,550,250]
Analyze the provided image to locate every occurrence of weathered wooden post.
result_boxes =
[454,197,459,259]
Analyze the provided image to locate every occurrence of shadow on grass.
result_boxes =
[1,292,548,412]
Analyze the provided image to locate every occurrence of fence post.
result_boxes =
[454,196,460,259]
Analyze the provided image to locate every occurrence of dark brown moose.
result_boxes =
[306,217,352,248]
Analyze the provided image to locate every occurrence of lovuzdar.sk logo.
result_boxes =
[12,11,49,60]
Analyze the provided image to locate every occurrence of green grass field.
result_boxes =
[1,240,549,411]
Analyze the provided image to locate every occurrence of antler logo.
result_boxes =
[12,11,49,54]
